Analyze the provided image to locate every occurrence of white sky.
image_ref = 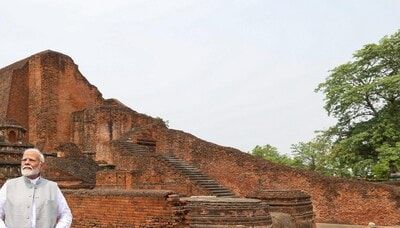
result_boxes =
[1,0,399,154]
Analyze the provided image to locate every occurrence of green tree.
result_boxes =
[290,133,332,174]
[251,144,296,166]
[316,30,400,179]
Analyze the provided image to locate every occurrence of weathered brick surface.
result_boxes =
[1,51,399,226]
[249,190,315,228]
[110,142,208,196]
[0,119,28,144]
[71,100,133,163]
[182,196,272,227]
[127,128,400,225]
[95,170,134,189]
[64,189,185,227]
[0,50,104,151]
[8,64,29,132]
[0,72,11,118]
[0,58,28,119]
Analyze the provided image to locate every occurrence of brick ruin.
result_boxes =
[0,50,399,227]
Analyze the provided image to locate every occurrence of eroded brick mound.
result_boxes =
[182,196,272,227]
[248,190,315,228]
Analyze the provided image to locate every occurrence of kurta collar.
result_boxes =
[23,175,42,188]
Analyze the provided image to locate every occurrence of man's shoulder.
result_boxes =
[5,176,57,186]
[2,176,24,189]
[5,176,24,184]
[39,177,58,187]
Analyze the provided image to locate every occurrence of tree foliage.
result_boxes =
[290,133,332,174]
[251,31,400,179]
[316,30,400,179]
[251,144,296,166]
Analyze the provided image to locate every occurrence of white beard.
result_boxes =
[21,167,40,177]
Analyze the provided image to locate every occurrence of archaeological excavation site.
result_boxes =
[0,50,399,227]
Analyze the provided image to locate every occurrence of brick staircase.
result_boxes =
[111,140,151,155]
[162,154,236,198]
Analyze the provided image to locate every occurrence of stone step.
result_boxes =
[211,191,235,195]
[199,184,223,188]
[215,194,236,198]
[187,175,210,178]
[187,176,209,179]
[162,154,236,198]
[196,182,220,186]
[184,173,208,176]
[208,188,234,191]
[195,180,215,183]
[211,193,235,197]
[175,167,200,171]
[204,186,230,190]
[184,173,208,177]
[188,177,212,181]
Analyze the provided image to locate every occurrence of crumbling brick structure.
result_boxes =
[128,127,400,225]
[0,50,399,226]
[0,50,103,151]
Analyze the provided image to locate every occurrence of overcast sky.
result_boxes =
[1,0,399,154]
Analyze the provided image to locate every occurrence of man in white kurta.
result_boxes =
[0,148,72,228]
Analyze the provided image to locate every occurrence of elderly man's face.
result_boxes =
[21,150,42,179]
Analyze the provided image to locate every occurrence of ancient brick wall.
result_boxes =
[110,143,208,196]
[64,189,185,227]
[139,128,400,226]
[71,109,96,154]
[0,57,31,120]
[71,105,133,163]
[95,170,134,189]
[3,51,399,226]
[26,51,103,151]
[7,63,29,130]
[26,54,42,147]
[131,112,166,130]
[0,51,104,151]
[0,69,13,119]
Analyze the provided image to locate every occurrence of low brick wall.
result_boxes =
[64,189,185,227]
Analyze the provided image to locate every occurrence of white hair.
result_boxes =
[23,148,45,163]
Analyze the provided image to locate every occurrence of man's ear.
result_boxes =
[39,162,48,177]
[40,162,47,169]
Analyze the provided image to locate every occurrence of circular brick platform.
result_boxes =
[181,196,272,227]
[248,190,315,228]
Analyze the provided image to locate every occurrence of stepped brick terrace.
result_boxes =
[0,50,399,227]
